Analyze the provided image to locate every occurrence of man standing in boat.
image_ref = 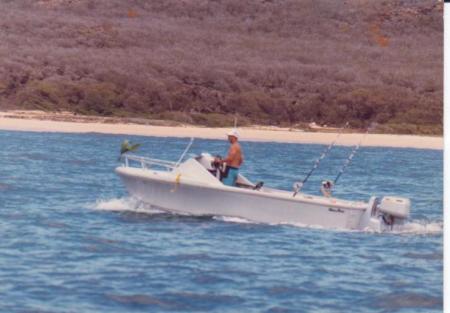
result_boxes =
[215,129,243,186]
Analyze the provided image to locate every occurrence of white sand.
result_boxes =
[0,113,443,150]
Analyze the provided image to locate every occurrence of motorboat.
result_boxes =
[115,151,411,231]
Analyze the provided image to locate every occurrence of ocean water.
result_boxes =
[0,130,443,313]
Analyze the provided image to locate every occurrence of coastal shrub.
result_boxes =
[376,122,441,135]
[0,80,9,95]
[155,111,194,124]
[76,82,124,116]
[0,0,442,134]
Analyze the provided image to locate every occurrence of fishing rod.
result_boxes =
[333,124,374,186]
[293,122,348,197]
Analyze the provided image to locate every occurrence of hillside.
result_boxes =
[0,0,443,134]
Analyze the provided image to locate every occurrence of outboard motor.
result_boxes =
[377,196,411,226]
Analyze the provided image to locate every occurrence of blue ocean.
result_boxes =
[0,131,443,313]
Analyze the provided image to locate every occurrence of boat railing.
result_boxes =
[121,154,177,171]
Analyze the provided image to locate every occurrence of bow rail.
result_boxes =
[121,154,177,171]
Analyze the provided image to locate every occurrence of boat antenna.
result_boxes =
[234,115,238,128]
[333,123,375,186]
[293,122,348,197]
[175,137,195,167]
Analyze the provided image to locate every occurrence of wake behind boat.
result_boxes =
[115,150,411,231]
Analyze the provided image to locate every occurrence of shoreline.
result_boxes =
[0,111,443,150]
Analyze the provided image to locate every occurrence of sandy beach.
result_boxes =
[0,111,443,150]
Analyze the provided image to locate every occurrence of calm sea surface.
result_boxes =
[0,131,443,313]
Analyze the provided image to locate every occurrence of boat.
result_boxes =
[115,151,411,231]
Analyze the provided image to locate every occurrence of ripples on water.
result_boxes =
[0,131,443,312]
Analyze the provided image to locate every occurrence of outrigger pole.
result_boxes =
[293,122,348,197]
[175,137,195,167]
[333,124,374,186]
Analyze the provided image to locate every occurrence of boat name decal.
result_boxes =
[328,208,344,213]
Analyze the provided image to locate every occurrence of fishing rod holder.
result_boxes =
[292,181,303,197]
[320,180,333,197]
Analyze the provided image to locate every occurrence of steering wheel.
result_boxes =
[211,155,222,169]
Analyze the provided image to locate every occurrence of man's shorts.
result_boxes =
[222,167,239,186]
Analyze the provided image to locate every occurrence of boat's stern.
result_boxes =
[365,196,411,231]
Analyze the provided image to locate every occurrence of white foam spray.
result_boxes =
[90,198,443,235]
[213,216,254,224]
[388,220,443,235]
[91,197,164,214]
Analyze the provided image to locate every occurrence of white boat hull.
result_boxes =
[116,166,372,229]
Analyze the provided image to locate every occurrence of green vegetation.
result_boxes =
[0,0,443,134]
